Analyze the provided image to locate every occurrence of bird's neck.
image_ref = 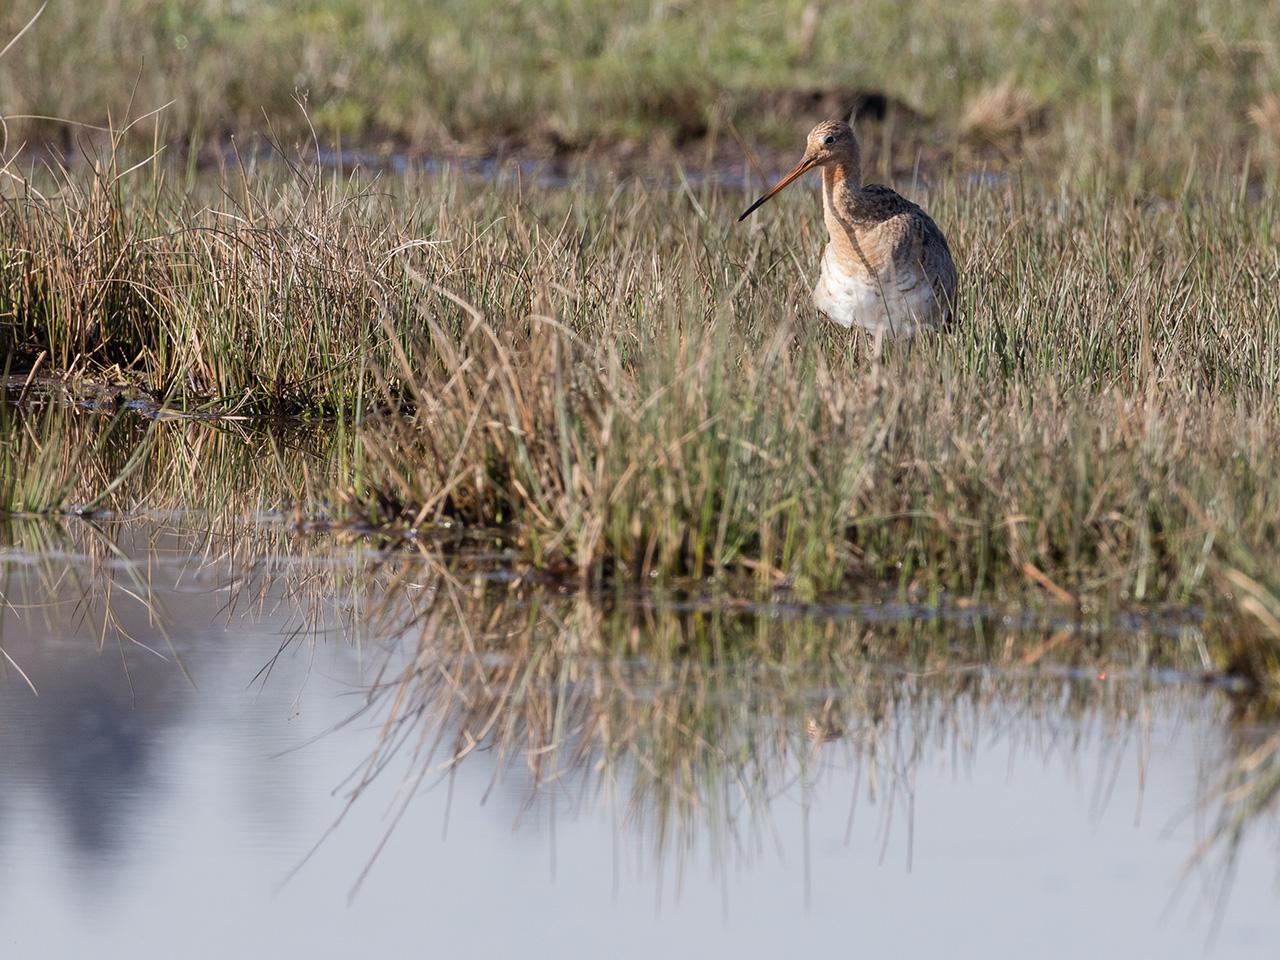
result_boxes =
[820,156,869,265]
[821,155,864,220]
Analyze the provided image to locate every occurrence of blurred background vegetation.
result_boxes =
[4,0,1280,185]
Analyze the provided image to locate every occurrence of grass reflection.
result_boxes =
[0,450,1277,907]
[333,566,1271,896]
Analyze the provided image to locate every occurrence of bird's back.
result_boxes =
[856,184,956,304]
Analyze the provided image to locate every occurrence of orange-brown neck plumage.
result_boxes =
[820,147,863,212]
[820,149,871,272]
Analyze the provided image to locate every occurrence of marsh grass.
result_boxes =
[1,151,419,414]
[3,149,1280,628]
[333,172,1280,626]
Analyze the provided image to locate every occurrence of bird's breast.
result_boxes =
[812,244,941,338]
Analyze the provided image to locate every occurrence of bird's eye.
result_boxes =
[823,135,836,145]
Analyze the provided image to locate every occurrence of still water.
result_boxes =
[0,521,1277,959]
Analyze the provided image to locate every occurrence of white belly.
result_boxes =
[812,245,942,338]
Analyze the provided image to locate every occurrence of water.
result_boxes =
[0,521,1277,958]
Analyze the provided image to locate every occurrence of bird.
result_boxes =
[738,120,957,341]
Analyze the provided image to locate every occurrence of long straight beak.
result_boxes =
[737,154,820,222]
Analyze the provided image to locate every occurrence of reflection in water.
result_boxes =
[355,593,1204,887]
[0,518,1278,957]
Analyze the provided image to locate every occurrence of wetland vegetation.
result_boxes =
[4,154,1279,668]
[6,0,1280,187]
[2,2,1280,950]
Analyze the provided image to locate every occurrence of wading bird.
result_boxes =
[738,120,957,341]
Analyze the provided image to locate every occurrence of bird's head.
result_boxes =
[737,120,858,222]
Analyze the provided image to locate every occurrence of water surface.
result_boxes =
[0,521,1277,958]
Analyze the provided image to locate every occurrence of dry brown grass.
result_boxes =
[961,81,1045,142]
[1250,94,1280,160]
[3,150,1280,623]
